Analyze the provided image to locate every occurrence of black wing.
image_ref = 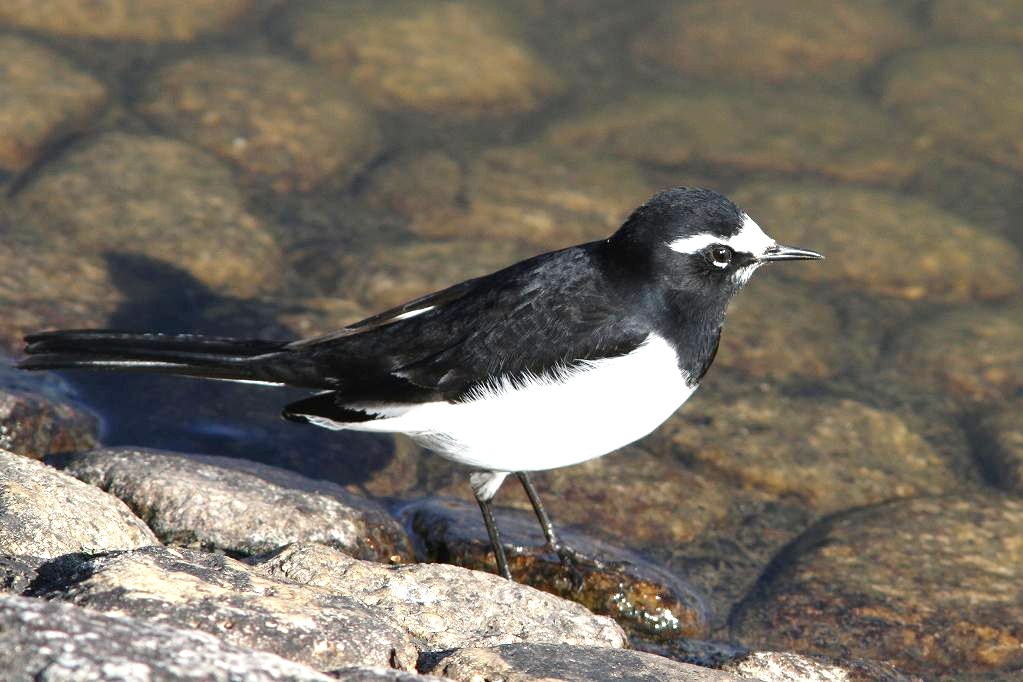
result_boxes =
[282,244,649,422]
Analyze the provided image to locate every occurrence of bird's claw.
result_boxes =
[548,542,591,592]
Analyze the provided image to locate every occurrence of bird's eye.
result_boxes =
[707,245,733,268]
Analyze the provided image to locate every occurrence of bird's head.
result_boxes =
[607,187,822,299]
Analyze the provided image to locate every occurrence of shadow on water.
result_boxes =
[60,252,396,489]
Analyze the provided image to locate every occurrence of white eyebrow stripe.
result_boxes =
[667,214,776,256]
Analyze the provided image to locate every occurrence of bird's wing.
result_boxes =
[282,246,648,415]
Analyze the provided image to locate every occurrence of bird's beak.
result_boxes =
[759,244,825,262]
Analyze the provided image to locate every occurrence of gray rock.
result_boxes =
[0,448,158,558]
[333,669,448,681]
[0,593,334,681]
[54,447,411,562]
[723,651,918,682]
[402,497,711,642]
[0,554,42,594]
[0,384,99,460]
[253,541,627,652]
[33,545,419,672]
[421,643,746,681]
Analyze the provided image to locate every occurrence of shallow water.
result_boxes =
[1,0,1021,676]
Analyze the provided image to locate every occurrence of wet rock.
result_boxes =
[0,0,255,41]
[8,132,283,298]
[546,91,922,186]
[342,237,534,312]
[364,147,651,251]
[631,0,917,84]
[0,448,157,558]
[722,650,918,681]
[140,54,381,193]
[731,183,1023,302]
[0,35,106,173]
[0,594,335,681]
[718,273,844,381]
[883,303,1023,405]
[0,384,98,461]
[254,541,627,651]
[282,0,563,117]
[881,45,1023,173]
[54,446,411,562]
[732,494,1023,676]
[402,497,711,642]
[33,545,419,672]
[665,391,969,514]
[975,399,1023,492]
[421,643,745,681]
[931,1,1023,46]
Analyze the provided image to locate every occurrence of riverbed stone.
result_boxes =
[422,643,745,681]
[402,497,711,642]
[364,146,651,250]
[976,400,1023,493]
[0,35,106,173]
[8,132,283,298]
[283,0,563,118]
[0,383,98,461]
[631,0,917,84]
[32,545,419,672]
[0,448,157,558]
[0,0,255,41]
[0,594,336,682]
[254,541,627,652]
[665,391,968,514]
[931,0,1023,43]
[141,54,380,193]
[53,447,411,562]
[731,182,1023,302]
[883,304,1023,405]
[546,91,922,186]
[881,45,1023,173]
[731,494,1023,676]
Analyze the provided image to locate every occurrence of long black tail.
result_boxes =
[17,330,315,386]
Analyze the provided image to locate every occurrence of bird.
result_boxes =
[18,187,822,582]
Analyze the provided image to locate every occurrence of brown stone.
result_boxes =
[632,0,918,84]
[931,0,1023,44]
[881,45,1023,173]
[976,399,1023,493]
[731,183,1023,302]
[140,54,380,193]
[0,385,98,461]
[283,1,563,118]
[0,0,255,41]
[546,91,923,186]
[731,495,1023,676]
[364,147,651,250]
[0,35,106,172]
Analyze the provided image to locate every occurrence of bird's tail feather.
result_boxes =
[18,330,295,384]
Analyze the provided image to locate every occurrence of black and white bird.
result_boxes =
[19,187,822,580]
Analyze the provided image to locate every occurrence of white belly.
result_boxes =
[328,333,697,472]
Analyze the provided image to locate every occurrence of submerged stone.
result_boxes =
[282,0,563,118]
[731,495,1023,676]
[0,35,106,172]
[141,54,380,193]
[546,91,923,186]
[632,0,918,84]
[731,183,1023,302]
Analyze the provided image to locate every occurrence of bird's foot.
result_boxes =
[548,542,594,592]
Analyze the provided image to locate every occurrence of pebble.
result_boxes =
[0,35,106,172]
[140,54,380,193]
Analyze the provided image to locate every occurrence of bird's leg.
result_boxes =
[475,496,512,580]
[516,472,587,588]
[469,471,512,580]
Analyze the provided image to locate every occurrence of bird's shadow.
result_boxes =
[58,252,395,488]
